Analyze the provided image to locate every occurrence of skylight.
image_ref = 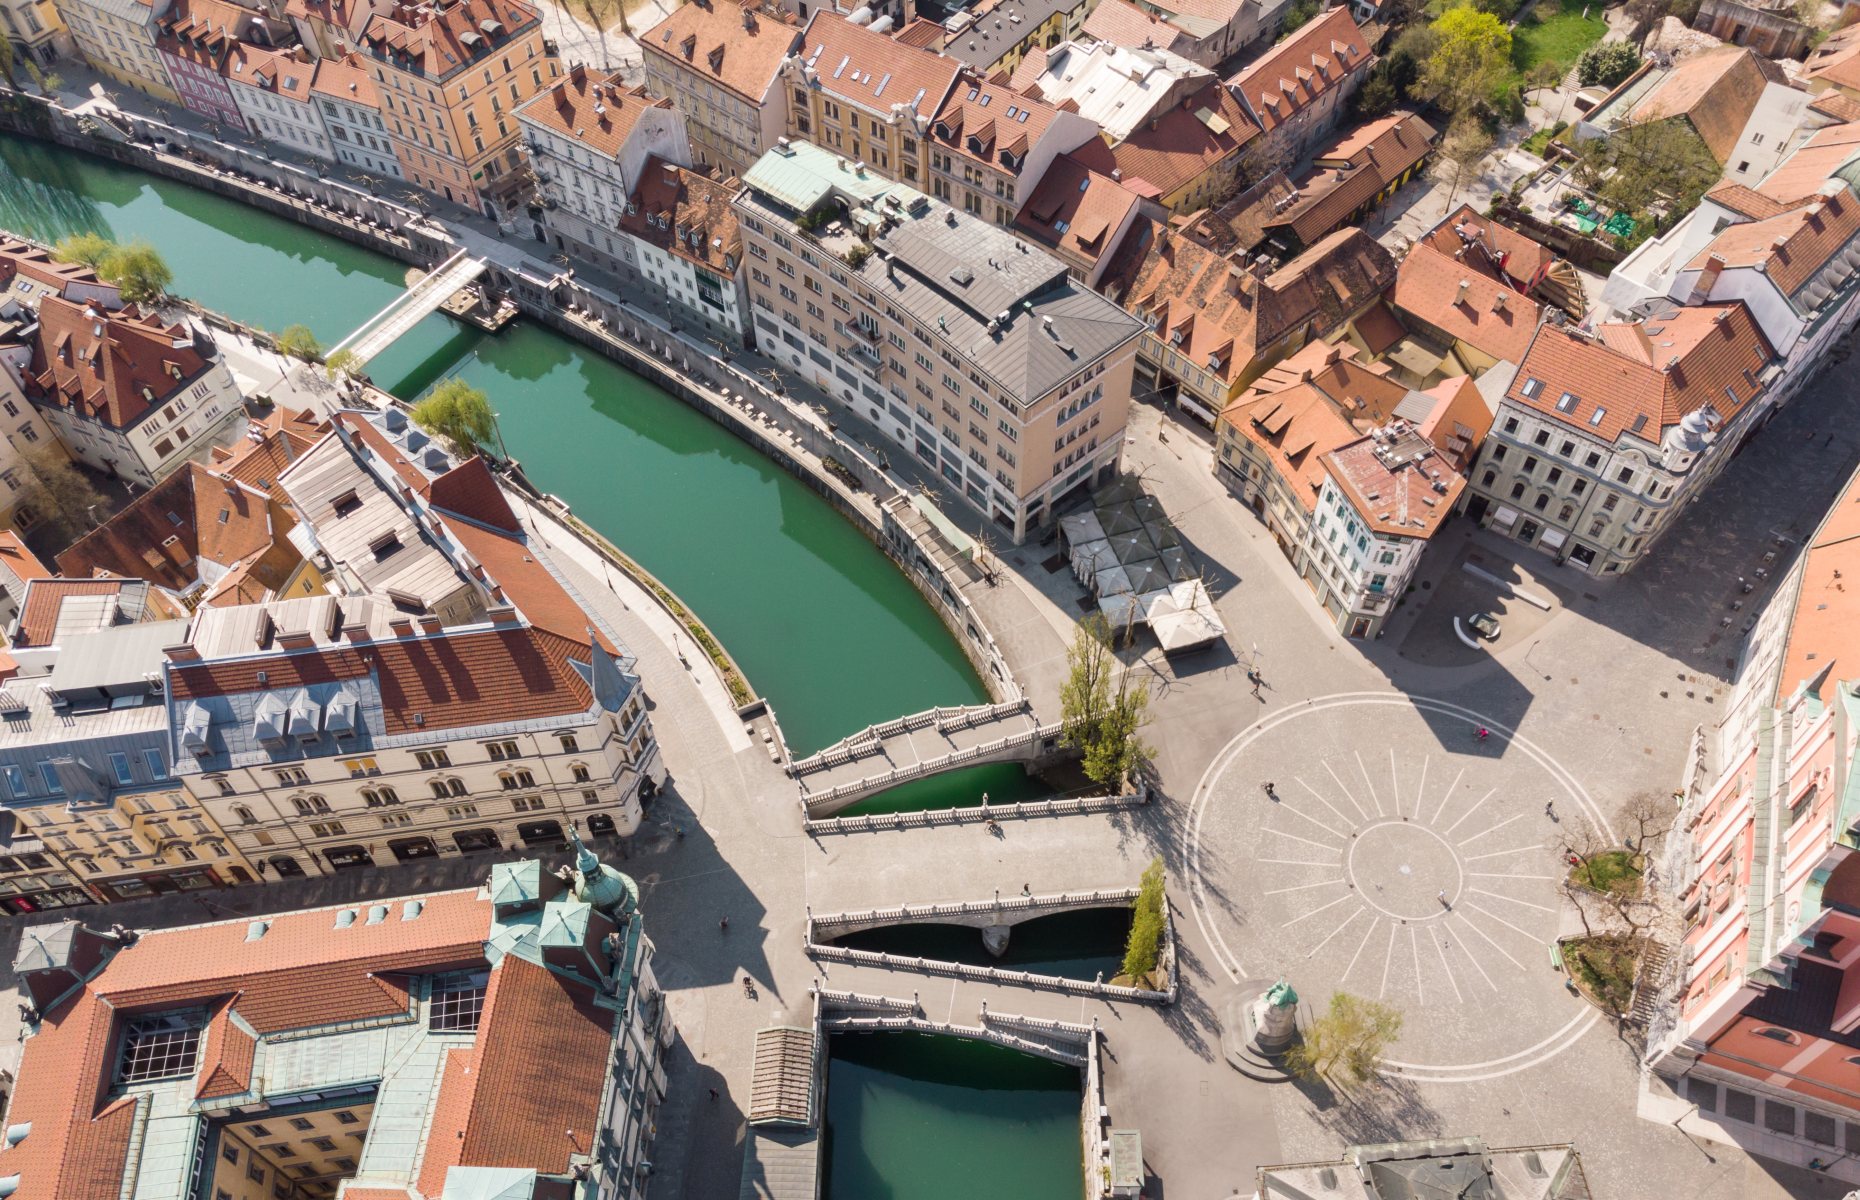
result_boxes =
[117,1011,205,1084]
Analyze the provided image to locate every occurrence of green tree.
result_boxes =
[1059,613,1152,788]
[275,324,323,362]
[53,232,115,269]
[101,241,172,304]
[1120,857,1167,983]
[0,24,19,92]
[412,377,497,456]
[1579,119,1718,215]
[1285,993,1404,1089]
[1280,0,1320,34]
[324,347,362,380]
[1440,114,1496,210]
[1577,40,1641,88]
[1424,6,1513,115]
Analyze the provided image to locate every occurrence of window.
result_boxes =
[362,787,401,807]
[416,749,451,770]
[571,764,592,783]
[342,757,378,777]
[430,969,489,1030]
[445,804,478,820]
[289,1118,315,1133]
[309,821,346,838]
[557,734,578,753]
[1533,430,1550,446]
[1491,445,1507,462]
[1502,417,1520,433]
[511,795,545,812]
[1588,407,1606,427]
[144,749,168,781]
[333,1110,359,1126]
[1510,482,1526,500]
[117,1011,204,1083]
[109,752,134,786]
[1522,456,1539,474]
[37,761,62,795]
[274,768,310,787]
[308,1137,337,1153]
[1554,392,1578,413]
[486,740,521,760]
[1584,451,1602,469]
[233,805,256,825]
[292,795,331,816]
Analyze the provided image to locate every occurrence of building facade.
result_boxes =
[314,53,403,177]
[223,43,336,161]
[0,0,69,66]
[618,157,750,347]
[734,140,1145,541]
[358,0,561,213]
[638,0,798,181]
[62,0,182,102]
[1225,6,1372,167]
[517,64,691,280]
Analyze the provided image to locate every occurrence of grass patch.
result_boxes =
[1563,934,1645,1016]
[1569,849,1643,896]
[1521,120,1568,157]
[1511,0,1608,75]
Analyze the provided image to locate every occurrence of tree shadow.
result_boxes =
[1294,1071,1444,1146]
[1157,929,1220,1063]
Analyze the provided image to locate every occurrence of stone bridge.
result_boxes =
[816,987,1097,1067]
[788,699,1068,815]
[808,887,1139,958]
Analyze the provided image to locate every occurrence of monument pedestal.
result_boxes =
[1223,977,1303,1082]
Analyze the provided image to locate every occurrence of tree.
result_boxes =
[53,232,115,269]
[412,377,497,456]
[1577,41,1642,88]
[1280,0,1320,33]
[0,23,19,92]
[1440,115,1496,210]
[1120,857,1166,982]
[1286,993,1403,1089]
[1468,0,1518,19]
[1580,119,1718,216]
[1059,613,1151,788]
[99,241,172,304]
[1423,7,1513,116]
[275,324,323,362]
[324,347,362,381]
[16,445,108,548]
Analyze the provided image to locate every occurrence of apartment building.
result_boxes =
[1102,221,1397,423]
[1644,462,1860,1183]
[618,157,750,347]
[0,582,257,904]
[1226,6,1372,167]
[517,63,691,280]
[1013,152,1148,288]
[941,0,1099,77]
[1386,206,1562,384]
[639,0,799,180]
[284,0,380,58]
[1081,0,1291,70]
[223,43,336,161]
[1601,120,1860,414]
[922,67,1098,228]
[61,0,182,102]
[19,297,247,489]
[314,52,403,177]
[1259,111,1436,253]
[358,0,561,214]
[0,252,108,536]
[734,140,1145,541]
[783,11,961,188]
[0,0,69,67]
[155,0,287,132]
[1215,339,1473,635]
[0,848,666,1199]
[1460,304,1776,574]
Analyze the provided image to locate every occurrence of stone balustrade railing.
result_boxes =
[787,699,1032,777]
[804,789,1146,835]
[811,986,921,1015]
[800,722,1063,810]
[820,1014,1088,1067]
[807,944,1167,1005]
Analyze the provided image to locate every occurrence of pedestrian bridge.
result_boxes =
[787,699,1065,815]
[328,249,486,368]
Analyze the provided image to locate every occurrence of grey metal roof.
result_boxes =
[942,0,1076,68]
[738,1125,820,1200]
[46,620,188,696]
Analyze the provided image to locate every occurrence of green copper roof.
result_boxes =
[569,823,637,918]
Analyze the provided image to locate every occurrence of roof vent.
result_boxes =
[3,1124,29,1147]
[402,899,426,920]
[245,920,270,941]
[366,904,389,925]
[334,908,359,929]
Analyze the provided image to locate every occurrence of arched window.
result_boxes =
[1753,1027,1799,1045]
[232,805,257,825]
[570,763,591,783]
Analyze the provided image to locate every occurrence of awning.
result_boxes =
[1492,505,1519,527]
[1540,527,1569,550]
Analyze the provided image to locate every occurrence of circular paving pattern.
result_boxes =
[1185,692,1615,1082]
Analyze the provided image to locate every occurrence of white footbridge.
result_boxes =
[328,249,486,368]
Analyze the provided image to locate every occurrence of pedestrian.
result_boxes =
[1477,727,1490,741]
[1545,801,1555,818]
[708,1088,720,1101]
[719,916,729,932]
[1262,781,1277,800]
[1438,890,1450,910]
[1022,882,1032,897]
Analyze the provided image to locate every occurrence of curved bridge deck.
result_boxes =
[788,700,1064,814]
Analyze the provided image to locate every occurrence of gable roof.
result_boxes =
[1506,304,1774,443]
[0,532,49,596]
[640,0,799,104]
[517,64,671,160]
[206,406,326,490]
[929,70,1062,174]
[1081,0,1201,60]
[358,0,542,82]
[618,157,743,277]
[1392,240,1543,364]
[797,10,960,117]
[1630,46,1784,162]
[25,298,211,431]
[1013,152,1142,269]
[309,51,378,105]
[220,41,319,100]
[1749,120,1860,207]
[1089,78,1257,199]
[1686,187,1860,298]
[1226,7,1370,136]
[1415,203,1555,292]
[12,579,135,649]
[1806,22,1860,95]
[1266,110,1435,246]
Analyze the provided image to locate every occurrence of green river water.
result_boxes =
[0,135,1082,1196]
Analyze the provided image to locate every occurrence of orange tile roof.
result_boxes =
[13,579,127,649]
[440,517,617,655]
[1751,121,1860,206]
[798,10,960,117]
[518,65,671,160]
[0,531,49,587]
[27,297,211,432]
[1352,298,1405,356]
[56,462,291,597]
[427,454,520,533]
[167,624,598,735]
[359,0,544,82]
[640,0,799,104]
[1013,153,1141,268]
[310,52,379,107]
[618,157,743,277]
[0,239,113,299]
[930,70,1060,173]
[195,998,256,1099]
[1070,79,1257,199]
[1686,188,1860,297]
[1703,180,1798,221]
[1391,241,1542,364]
[1321,432,1464,540]
[894,16,945,48]
[1227,7,1371,136]
[207,406,326,490]
[1506,304,1774,444]
[1082,0,1200,60]
[1806,22,1860,94]
[1267,110,1435,246]
[1775,461,1860,702]
[1810,91,1860,124]
[1630,47,1782,163]
[1220,381,1359,512]
[1416,204,1557,291]
[221,42,319,101]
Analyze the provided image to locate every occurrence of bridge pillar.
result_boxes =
[981,924,1011,958]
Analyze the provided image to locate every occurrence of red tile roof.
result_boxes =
[1070,79,1257,200]
[1630,47,1782,163]
[1321,431,1464,540]
[1013,153,1141,269]
[0,239,116,300]
[167,624,598,735]
[618,157,743,277]
[1082,0,1201,61]
[1391,241,1543,364]
[359,0,544,82]
[0,532,49,588]
[440,517,617,655]
[428,454,520,533]
[518,65,671,160]
[1227,7,1371,137]
[221,42,320,102]
[1749,121,1860,207]
[798,10,960,117]
[57,462,288,596]
[1702,180,1797,221]
[1810,91,1860,124]
[1686,188,1860,297]
[1415,204,1556,291]
[310,52,379,107]
[1806,22,1860,94]
[207,406,325,489]
[639,0,799,105]
[195,999,256,1099]
[1266,110,1435,246]
[13,579,127,649]
[930,70,1061,174]
[26,298,211,432]
[1775,460,1860,702]
[1507,304,1774,443]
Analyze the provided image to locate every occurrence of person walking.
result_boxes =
[1262,781,1278,800]
[1438,890,1451,910]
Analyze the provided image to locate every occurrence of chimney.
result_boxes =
[416,614,444,634]
[341,622,372,644]
[1688,253,1726,304]
[486,602,522,628]
[1457,278,1471,304]
[164,642,202,664]
[388,616,415,638]
[276,630,316,651]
